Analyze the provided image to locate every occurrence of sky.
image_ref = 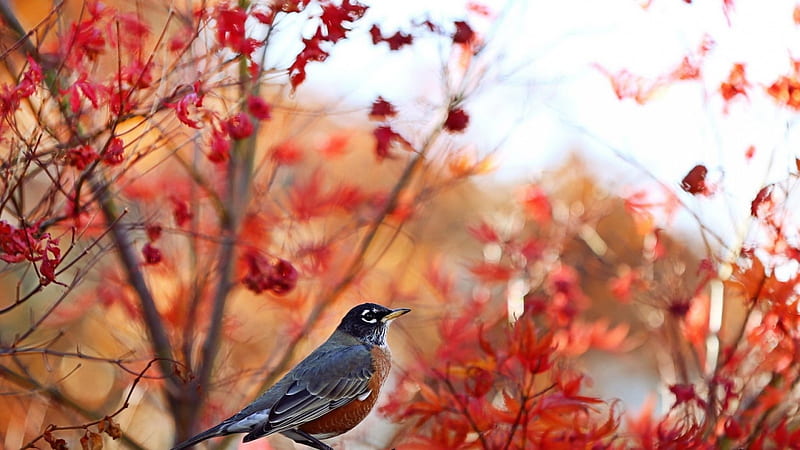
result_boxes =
[288,0,800,259]
[277,0,800,415]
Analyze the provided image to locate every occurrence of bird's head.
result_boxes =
[337,303,410,346]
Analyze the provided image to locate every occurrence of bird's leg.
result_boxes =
[287,429,333,450]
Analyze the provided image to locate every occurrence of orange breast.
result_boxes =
[299,346,392,437]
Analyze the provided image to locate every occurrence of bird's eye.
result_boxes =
[361,309,377,323]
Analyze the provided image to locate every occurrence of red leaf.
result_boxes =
[369,96,397,119]
[453,21,475,44]
[66,144,99,170]
[469,261,512,283]
[270,259,298,295]
[271,140,304,165]
[146,224,162,241]
[519,184,551,223]
[208,128,231,163]
[142,242,162,265]
[289,171,328,221]
[226,112,254,139]
[720,63,749,101]
[321,133,349,159]
[373,125,403,160]
[102,137,124,166]
[467,221,499,243]
[680,164,709,195]
[166,82,204,128]
[289,30,329,89]
[444,107,469,132]
[750,184,773,217]
[369,25,413,50]
[247,95,272,120]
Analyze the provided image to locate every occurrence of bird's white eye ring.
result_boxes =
[361,309,378,323]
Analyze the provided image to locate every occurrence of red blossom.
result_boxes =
[226,112,254,140]
[142,243,162,265]
[247,96,272,120]
[369,96,397,119]
[766,74,800,110]
[444,107,470,132]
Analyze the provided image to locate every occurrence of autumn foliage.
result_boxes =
[2,1,800,450]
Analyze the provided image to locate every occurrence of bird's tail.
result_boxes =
[170,423,226,450]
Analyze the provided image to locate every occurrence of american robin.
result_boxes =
[171,303,410,450]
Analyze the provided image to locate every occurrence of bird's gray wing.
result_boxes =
[241,343,374,442]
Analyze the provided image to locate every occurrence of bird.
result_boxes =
[171,302,411,450]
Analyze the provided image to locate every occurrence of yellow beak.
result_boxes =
[381,307,411,322]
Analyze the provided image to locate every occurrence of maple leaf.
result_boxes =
[373,125,406,160]
[369,25,413,50]
[226,112,254,139]
[142,242,162,265]
[247,95,272,120]
[320,0,367,43]
[444,107,469,132]
[165,83,204,128]
[519,184,552,224]
[66,144,99,170]
[766,75,800,109]
[289,30,329,88]
[680,164,710,195]
[102,137,124,166]
[208,128,231,163]
[668,383,706,408]
[321,133,349,159]
[720,63,749,101]
[452,21,475,44]
[750,184,773,217]
[469,261,512,283]
[271,140,304,165]
[369,96,397,119]
[467,221,500,243]
[289,170,329,220]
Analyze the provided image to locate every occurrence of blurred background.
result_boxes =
[2,0,799,448]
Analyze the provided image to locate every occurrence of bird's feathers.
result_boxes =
[172,332,374,448]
